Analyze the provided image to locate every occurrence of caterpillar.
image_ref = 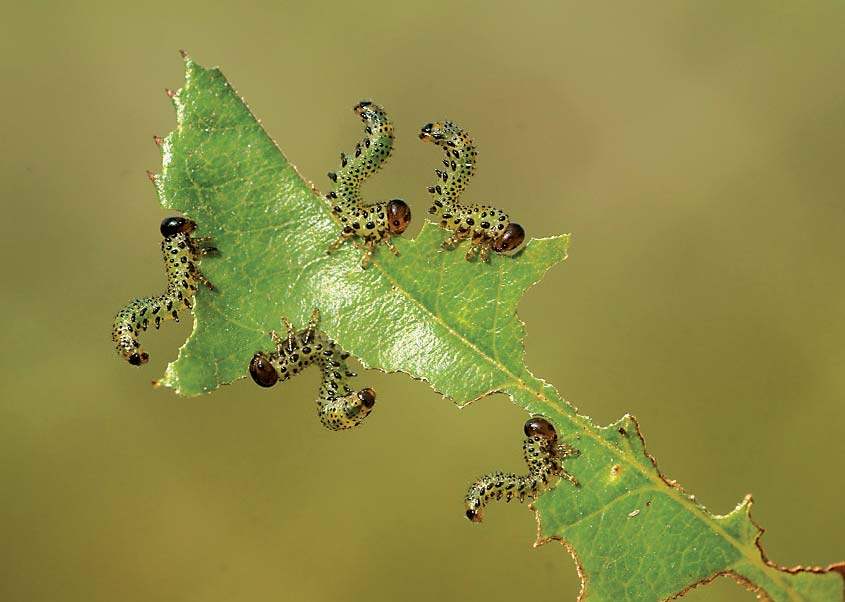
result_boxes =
[325,100,412,269]
[464,417,578,523]
[248,309,376,430]
[112,216,215,366]
[419,121,525,262]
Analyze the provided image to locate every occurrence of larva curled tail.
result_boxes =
[112,216,215,366]
[464,417,578,523]
[419,120,525,262]
[248,309,376,431]
[325,101,412,269]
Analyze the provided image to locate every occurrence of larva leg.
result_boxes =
[464,242,481,262]
[554,444,580,487]
[441,227,470,250]
[441,235,461,250]
[112,216,213,366]
[193,268,215,291]
[327,228,354,256]
[269,324,294,355]
[196,244,219,291]
[283,317,300,350]
[382,235,399,257]
[360,239,377,269]
[302,308,319,345]
[464,417,578,523]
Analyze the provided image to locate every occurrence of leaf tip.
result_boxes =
[178,50,196,73]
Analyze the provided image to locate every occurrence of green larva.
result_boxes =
[249,309,376,431]
[325,101,412,269]
[112,216,215,366]
[419,121,525,262]
[465,417,578,523]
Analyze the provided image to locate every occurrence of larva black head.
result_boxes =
[491,223,525,254]
[160,216,197,237]
[354,100,373,113]
[524,417,557,441]
[249,353,278,387]
[357,388,376,409]
[419,121,460,144]
[465,500,483,523]
[129,351,150,366]
[386,199,411,235]
[419,122,444,141]
[354,100,386,123]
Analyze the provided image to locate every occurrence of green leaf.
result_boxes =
[147,54,844,601]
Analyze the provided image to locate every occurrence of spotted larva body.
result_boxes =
[465,417,578,523]
[325,101,411,269]
[112,217,215,366]
[249,309,376,431]
[419,121,525,262]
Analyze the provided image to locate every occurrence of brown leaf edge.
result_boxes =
[531,414,845,601]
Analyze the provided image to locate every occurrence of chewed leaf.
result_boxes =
[532,413,845,601]
[143,55,843,600]
[152,54,567,400]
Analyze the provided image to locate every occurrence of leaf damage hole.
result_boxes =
[609,464,622,480]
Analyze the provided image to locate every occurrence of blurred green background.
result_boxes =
[1,1,843,600]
